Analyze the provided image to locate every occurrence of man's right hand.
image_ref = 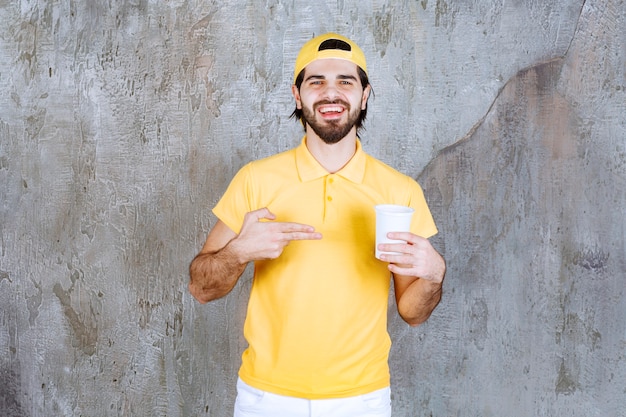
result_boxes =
[230,208,323,263]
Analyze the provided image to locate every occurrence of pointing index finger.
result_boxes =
[277,222,322,240]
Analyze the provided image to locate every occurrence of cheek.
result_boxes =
[298,91,313,107]
[359,94,368,109]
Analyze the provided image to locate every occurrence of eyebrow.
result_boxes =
[304,74,358,82]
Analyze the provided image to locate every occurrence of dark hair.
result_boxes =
[290,66,372,133]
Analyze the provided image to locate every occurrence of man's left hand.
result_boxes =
[377,232,445,283]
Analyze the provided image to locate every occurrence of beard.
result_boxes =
[301,100,362,144]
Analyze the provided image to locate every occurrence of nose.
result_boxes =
[322,83,340,101]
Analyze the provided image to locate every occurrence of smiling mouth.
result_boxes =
[319,105,344,114]
[317,103,348,118]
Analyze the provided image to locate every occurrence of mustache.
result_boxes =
[313,99,351,109]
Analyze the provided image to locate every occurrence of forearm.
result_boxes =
[189,209,322,303]
[189,243,247,303]
[396,275,443,327]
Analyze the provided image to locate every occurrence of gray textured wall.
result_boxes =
[1,1,624,416]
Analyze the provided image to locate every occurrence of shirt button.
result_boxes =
[327,196,333,202]
[329,178,334,184]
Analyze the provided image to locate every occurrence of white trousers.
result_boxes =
[233,378,392,417]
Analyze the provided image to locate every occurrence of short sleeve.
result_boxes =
[407,177,438,239]
[212,163,254,234]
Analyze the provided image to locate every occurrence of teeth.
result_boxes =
[320,106,343,113]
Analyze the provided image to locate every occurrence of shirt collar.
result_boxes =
[295,136,366,183]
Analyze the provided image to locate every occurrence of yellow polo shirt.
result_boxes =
[213,137,437,399]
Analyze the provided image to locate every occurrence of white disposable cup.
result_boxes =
[375,204,414,259]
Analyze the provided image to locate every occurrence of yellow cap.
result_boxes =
[293,33,368,84]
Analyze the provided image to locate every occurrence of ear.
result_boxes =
[361,85,371,110]
[292,85,302,109]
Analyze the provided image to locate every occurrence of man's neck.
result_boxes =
[305,129,358,174]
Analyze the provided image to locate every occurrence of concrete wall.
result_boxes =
[0,1,623,416]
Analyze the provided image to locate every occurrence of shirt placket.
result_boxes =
[323,174,336,221]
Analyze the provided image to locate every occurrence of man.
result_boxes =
[189,33,445,417]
